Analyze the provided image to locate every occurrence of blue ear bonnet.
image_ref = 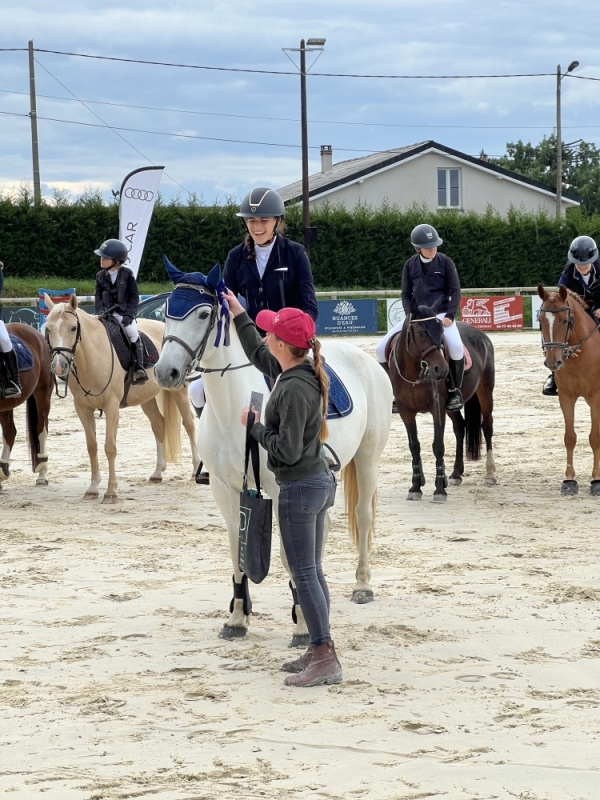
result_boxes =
[163,255,230,346]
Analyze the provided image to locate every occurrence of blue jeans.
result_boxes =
[277,469,337,647]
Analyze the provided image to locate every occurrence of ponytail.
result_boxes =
[285,336,329,442]
[244,232,256,261]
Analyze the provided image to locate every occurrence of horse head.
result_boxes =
[154,256,229,389]
[538,283,577,372]
[43,293,81,380]
[402,301,448,380]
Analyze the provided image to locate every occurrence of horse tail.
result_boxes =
[26,394,40,471]
[464,391,482,461]
[159,389,182,463]
[341,458,376,551]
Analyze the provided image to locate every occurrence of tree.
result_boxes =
[489,137,600,216]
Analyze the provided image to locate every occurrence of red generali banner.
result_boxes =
[460,296,524,330]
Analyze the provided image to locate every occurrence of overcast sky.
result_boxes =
[1,0,598,204]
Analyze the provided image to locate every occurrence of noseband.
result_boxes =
[539,300,599,360]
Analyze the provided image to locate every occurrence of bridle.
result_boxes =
[539,298,600,359]
[392,315,444,386]
[45,309,115,399]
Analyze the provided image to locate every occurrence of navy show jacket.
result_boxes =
[95,266,139,318]
[223,236,318,323]
[401,252,461,318]
[558,261,600,315]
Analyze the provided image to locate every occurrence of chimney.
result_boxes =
[320,145,333,173]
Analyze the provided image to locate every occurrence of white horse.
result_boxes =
[44,294,200,503]
[154,261,392,646]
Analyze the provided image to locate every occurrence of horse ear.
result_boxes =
[431,297,443,313]
[162,254,187,286]
[44,292,55,310]
[69,294,79,310]
[558,285,568,300]
[537,283,547,300]
[206,263,222,291]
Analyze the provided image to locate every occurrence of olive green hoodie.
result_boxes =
[234,312,328,482]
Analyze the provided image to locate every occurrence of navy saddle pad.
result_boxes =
[0,334,34,373]
[101,318,159,372]
[263,362,353,419]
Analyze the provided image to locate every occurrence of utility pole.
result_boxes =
[556,64,562,221]
[300,40,310,254]
[28,40,42,204]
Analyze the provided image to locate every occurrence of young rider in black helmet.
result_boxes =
[0,261,22,398]
[94,239,148,385]
[376,223,464,412]
[542,235,600,397]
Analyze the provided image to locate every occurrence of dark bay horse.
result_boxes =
[0,323,53,490]
[537,284,600,496]
[388,306,496,501]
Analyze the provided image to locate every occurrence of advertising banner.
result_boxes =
[531,294,543,329]
[460,296,524,330]
[386,298,406,331]
[119,166,164,278]
[316,299,378,335]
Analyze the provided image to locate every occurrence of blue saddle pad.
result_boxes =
[0,334,34,373]
[262,361,353,419]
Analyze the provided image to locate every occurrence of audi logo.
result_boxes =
[124,188,154,201]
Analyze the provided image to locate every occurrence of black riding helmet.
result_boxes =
[411,223,443,249]
[237,188,285,219]
[568,235,598,266]
[94,239,128,263]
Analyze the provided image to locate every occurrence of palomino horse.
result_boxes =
[537,284,600,496]
[154,262,392,646]
[44,294,200,503]
[389,305,496,501]
[0,323,52,490]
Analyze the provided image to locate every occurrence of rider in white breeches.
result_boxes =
[0,262,22,398]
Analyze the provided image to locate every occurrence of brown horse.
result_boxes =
[0,323,53,490]
[388,305,496,501]
[537,284,600,496]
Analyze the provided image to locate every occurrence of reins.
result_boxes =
[392,315,444,386]
[539,300,600,359]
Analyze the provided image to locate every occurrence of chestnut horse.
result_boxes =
[537,284,600,496]
[388,305,496,501]
[0,323,53,490]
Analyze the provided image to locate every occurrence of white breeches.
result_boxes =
[0,319,13,353]
[376,313,464,363]
[188,378,206,409]
[112,313,139,343]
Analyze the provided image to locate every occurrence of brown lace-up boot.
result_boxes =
[281,646,313,674]
[283,641,342,687]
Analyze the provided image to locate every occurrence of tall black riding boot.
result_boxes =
[2,348,22,399]
[542,373,558,396]
[193,406,210,485]
[446,357,464,412]
[131,338,148,385]
[379,361,397,413]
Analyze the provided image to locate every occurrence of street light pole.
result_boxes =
[556,60,579,220]
[28,40,41,204]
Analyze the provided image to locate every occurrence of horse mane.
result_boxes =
[565,289,588,310]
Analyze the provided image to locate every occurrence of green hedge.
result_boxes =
[1,193,599,287]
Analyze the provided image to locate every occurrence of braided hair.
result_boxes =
[244,217,285,261]
[286,336,330,442]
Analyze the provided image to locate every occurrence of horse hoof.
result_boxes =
[148,476,162,484]
[449,477,462,486]
[406,491,422,501]
[590,480,600,496]
[352,589,374,604]
[561,480,578,496]
[289,633,310,649]
[432,493,447,503]
[219,625,247,640]
[35,479,49,487]
[484,475,497,486]
[83,492,99,500]
[101,494,118,505]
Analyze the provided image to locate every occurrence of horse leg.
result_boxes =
[589,402,600,496]
[399,408,425,500]
[140,397,167,483]
[448,410,465,485]
[210,475,251,638]
[279,543,310,648]
[34,422,49,487]
[101,403,120,504]
[431,391,448,502]
[74,403,101,499]
[559,394,578,495]
[0,411,16,488]
[479,387,496,486]
[347,451,379,604]
[172,388,201,478]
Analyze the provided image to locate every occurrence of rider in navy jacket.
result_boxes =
[557,260,600,314]
[401,252,461,319]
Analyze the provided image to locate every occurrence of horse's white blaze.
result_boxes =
[547,313,555,343]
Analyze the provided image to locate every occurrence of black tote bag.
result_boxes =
[238,411,272,584]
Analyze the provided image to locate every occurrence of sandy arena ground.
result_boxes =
[1,330,599,800]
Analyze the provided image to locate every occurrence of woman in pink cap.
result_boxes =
[224,289,342,687]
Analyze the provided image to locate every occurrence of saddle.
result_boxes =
[100,317,159,373]
[263,362,353,420]
[0,335,34,374]
[385,332,473,373]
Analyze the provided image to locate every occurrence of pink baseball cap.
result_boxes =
[256,307,316,349]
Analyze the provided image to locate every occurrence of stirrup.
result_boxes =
[3,381,22,399]
[131,367,148,385]
[445,389,464,412]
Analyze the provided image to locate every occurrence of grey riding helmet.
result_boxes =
[568,235,598,266]
[237,188,285,219]
[410,223,443,249]
[94,239,129,262]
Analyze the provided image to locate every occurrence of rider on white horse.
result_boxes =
[0,261,22,399]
